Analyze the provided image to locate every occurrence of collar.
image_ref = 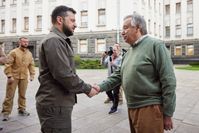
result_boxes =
[19,47,28,52]
[132,35,148,47]
[51,26,68,40]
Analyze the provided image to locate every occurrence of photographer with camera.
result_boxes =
[101,44,122,114]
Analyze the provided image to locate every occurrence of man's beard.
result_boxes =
[62,23,73,36]
[21,45,28,48]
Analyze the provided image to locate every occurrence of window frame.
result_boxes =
[80,10,88,28]
[186,44,194,56]
[174,45,182,56]
[78,39,88,54]
[95,38,106,53]
[24,17,29,31]
[98,8,106,26]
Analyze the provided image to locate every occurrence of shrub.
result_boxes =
[74,56,105,69]
[74,55,81,67]
[189,62,199,66]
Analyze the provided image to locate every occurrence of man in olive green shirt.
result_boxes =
[36,6,98,133]
[94,13,176,133]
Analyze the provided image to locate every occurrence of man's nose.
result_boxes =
[74,23,77,28]
[121,31,125,36]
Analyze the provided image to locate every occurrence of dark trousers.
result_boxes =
[106,85,120,109]
[36,105,73,133]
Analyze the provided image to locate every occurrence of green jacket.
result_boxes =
[36,27,91,107]
[99,36,176,116]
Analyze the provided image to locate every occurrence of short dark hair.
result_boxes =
[51,5,76,24]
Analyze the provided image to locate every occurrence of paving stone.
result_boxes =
[0,67,199,133]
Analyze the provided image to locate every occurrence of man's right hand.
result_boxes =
[7,77,14,85]
[87,88,99,98]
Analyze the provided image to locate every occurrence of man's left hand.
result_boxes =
[163,116,173,130]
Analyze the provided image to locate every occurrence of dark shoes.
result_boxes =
[18,110,30,116]
[2,114,9,121]
[108,108,118,114]
[0,126,3,131]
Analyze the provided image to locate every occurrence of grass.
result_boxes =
[175,65,199,71]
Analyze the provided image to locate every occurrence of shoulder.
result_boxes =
[143,36,165,49]
[9,48,18,54]
[41,32,61,44]
[41,34,64,49]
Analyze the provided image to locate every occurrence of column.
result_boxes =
[170,0,175,40]
[193,0,199,37]
[181,0,187,38]
[16,0,22,35]
[42,0,48,34]
[29,0,35,35]
[5,0,10,36]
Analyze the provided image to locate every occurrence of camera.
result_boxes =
[107,47,113,56]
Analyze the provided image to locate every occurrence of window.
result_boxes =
[11,0,17,5]
[78,39,88,53]
[37,16,42,30]
[1,0,5,6]
[154,22,157,36]
[12,18,16,33]
[174,45,182,56]
[95,38,106,53]
[187,23,193,36]
[165,26,170,37]
[176,25,181,37]
[24,17,29,31]
[80,11,88,27]
[98,9,106,25]
[176,3,181,14]
[23,0,29,4]
[165,5,170,15]
[148,0,151,8]
[187,0,193,12]
[186,44,194,55]
[148,19,151,34]
[187,0,193,37]
[159,25,161,38]
[1,20,5,33]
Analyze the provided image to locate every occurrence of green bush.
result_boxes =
[189,62,199,67]
[74,56,105,69]
[33,55,105,69]
[74,55,81,67]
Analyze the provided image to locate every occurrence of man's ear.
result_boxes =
[56,16,63,25]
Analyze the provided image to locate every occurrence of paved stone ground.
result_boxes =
[0,66,199,133]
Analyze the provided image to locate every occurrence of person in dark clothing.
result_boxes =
[36,5,98,133]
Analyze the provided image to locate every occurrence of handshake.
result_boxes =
[87,84,101,98]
